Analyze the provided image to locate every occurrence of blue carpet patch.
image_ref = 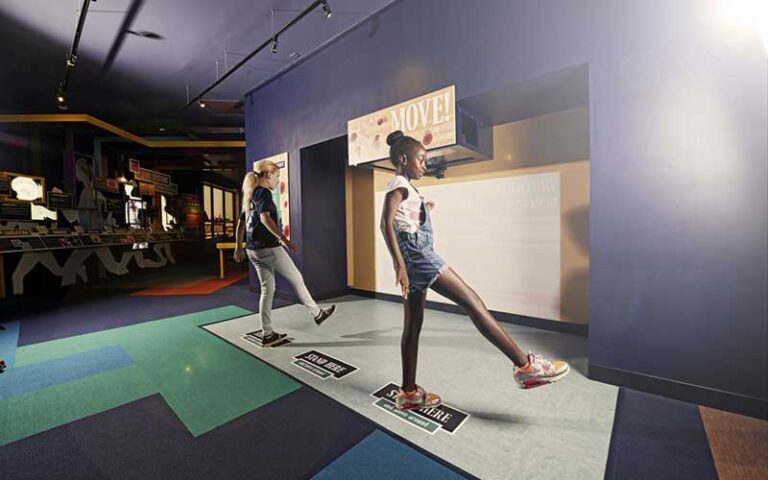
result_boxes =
[0,387,375,480]
[604,387,718,480]
[0,345,134,400]
[311,430,469,480]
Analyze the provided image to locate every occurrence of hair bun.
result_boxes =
[386,130,404,147]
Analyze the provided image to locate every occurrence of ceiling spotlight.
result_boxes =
[321,1,332,18]
[56,93,68,110]
[270,37,279,53]
[199,100,206,108]
[66,54,77,67]
[159,127,166,132]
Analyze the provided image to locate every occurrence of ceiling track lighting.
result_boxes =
[56,91,68,111]
[199,100,207,108]
[56,0,95,109]
[183,0,331,110]
[322,1,332,19]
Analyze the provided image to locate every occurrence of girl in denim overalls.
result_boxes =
[380,131,570,410]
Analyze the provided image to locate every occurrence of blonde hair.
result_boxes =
[242,160,279,212]
[254,160,279,176]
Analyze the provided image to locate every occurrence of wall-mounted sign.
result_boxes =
[136,168,170,185]
[253,152,290,239]
[0,202,31,220]
[105,198,123,212]
[93,177,120,193]
[155,182,178,195]
[0,171,46,203]
[183,193,202,228]
[347,85,456,166]
[48,192,73,209]
[138,181,156,197]
[0,177,10,196]
[128,158,141,174]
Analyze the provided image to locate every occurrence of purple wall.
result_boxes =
[244,0,767,416]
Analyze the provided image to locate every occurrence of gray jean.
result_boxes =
[246,246,320,335]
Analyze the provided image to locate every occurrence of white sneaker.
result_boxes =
[513,352,570,389]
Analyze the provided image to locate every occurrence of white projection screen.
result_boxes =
[375,173,561,320]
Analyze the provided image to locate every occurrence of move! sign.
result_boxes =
[347,85,456,166]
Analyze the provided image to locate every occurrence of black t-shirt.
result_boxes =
[241,187,280,249]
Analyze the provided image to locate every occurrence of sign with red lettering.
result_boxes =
[348,85,456,166]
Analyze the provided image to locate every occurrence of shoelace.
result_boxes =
[528,352,552,371]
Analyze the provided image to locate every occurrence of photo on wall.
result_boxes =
[253,152,290,239]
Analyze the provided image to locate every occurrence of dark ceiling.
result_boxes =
[0,0,396,137]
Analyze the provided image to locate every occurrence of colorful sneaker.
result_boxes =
[513,352,570,389]
[394,385,442,411]
[314,305,336,326]
[262,331,288,347]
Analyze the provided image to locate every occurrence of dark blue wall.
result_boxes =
[244,0,767,415]
[299,137,348,299]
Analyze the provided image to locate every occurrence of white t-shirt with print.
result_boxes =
[385,175,424,234]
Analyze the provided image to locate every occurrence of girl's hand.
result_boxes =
[395,263,410,299]
[282,238,300,255]
[425,200,435,211]
[233,248,246,263]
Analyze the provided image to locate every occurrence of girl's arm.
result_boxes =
[260,212,298,254]
[233,216,247,262]
[380,188,410,298]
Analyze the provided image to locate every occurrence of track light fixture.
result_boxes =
[184,0,335,109]
[199,100,206,108]
[57,0,93,110]
[56,92,68,110]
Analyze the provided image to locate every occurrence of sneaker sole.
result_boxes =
[262,336,288,347]
[517,366,570,390]
[314,306,336,326]
[396,400,442,411]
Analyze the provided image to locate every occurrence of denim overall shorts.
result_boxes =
[397,203,448,291]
